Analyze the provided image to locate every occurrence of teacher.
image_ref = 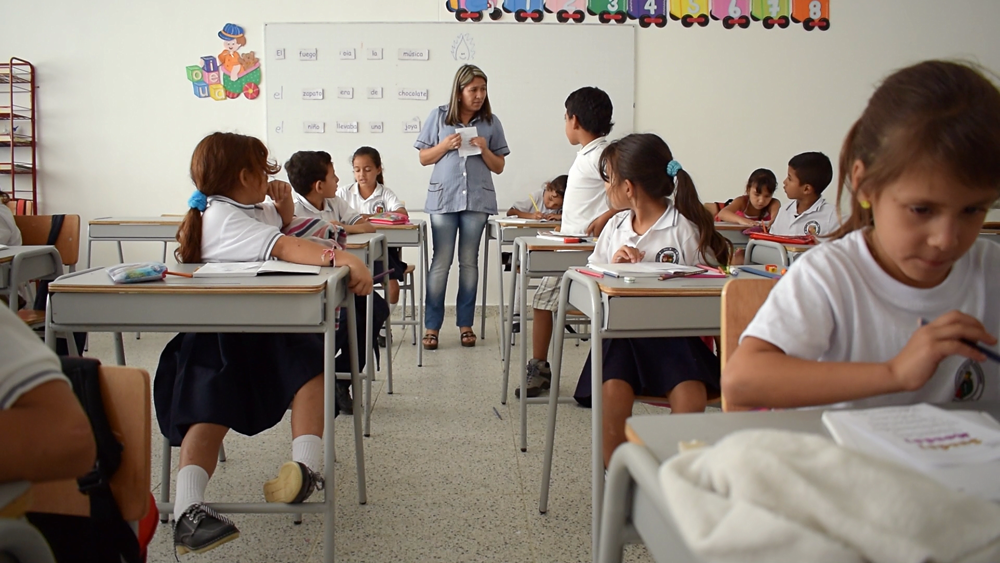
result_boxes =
[415,64,509,350]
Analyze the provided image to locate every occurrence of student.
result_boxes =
[338,146,409,338]
[578,133,730,467]
[714,168,781,227]
[0,200,21,246]
[286,150,376,235]
[768,152,839,239]
[517,87,617,398]
[157,132,372,556]
[507,174,567,220]
[0,305,95,483]
[724,60,1000,411]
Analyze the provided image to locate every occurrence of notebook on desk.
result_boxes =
[193,260,321,278]
[588,263,705,278]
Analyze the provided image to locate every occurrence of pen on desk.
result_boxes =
[528,193,540,213]
[698,264,724,275]
[165,271,194,278]
[574,267,604,279]
[735,266,782,280]
[919,318,1000,364]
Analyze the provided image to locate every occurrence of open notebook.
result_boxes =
[587,263,705,278]
[192,260,321,278]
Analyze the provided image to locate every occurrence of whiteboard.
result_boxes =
[264,23,634,211]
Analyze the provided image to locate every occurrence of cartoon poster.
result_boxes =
[185,23,262,101]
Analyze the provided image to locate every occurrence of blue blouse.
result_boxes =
[414,105,510,214]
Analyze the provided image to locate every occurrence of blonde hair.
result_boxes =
[445,64,492,126]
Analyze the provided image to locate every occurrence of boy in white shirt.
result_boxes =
[285,151,375,235]
[769,152,840,239]
[519,87,619,398]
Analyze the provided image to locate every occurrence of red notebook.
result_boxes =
[748,232,816,245]
[368,212,410,225]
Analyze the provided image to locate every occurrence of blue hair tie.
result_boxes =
[666,160,683,177]
[188,190,208,212]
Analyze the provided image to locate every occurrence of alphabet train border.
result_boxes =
[446,0,829,30]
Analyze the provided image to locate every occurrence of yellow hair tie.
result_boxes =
[859,200,871,209]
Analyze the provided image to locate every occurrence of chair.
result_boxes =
[400,263,418,345]
[13,215,81,328]
[27,366,151,522]
[744,239,789,267]
[719,278,778,411]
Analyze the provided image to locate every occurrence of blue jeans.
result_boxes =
[425,211,489,330]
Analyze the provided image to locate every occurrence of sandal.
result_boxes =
[460,331,477,348]
[422,333,438,350]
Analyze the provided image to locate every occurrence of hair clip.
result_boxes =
[859,200,871,209]
[188,190,208,212]
[666,160,683,177]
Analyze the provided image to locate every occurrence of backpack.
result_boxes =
[27,357,142,563]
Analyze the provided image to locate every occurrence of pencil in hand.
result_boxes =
[919,318,1000,364]
[528,193,541,213]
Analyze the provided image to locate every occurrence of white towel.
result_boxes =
[657,429,1000,563]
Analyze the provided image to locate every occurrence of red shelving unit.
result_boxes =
[0,57,37,214]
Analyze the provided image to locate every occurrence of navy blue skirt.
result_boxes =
[375,248,408,282]
[155,294,388,446]
[574,337,720,407]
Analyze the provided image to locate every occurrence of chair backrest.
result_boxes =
[744,239,789,267]
[720,278,778,411]
[29,366,151,521]
[13,214,81,268]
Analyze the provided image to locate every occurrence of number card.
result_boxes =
[751,0,790,28]
[791,0,828,30]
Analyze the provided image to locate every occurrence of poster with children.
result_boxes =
[184,23,262,101]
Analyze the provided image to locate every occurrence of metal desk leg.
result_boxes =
[480,226,490,340]
[113,333,126,365]
[500,239,520,405]
[417,224,426,367]
[495,230,506,362]
[518,241,530,452]
[382,238,393,395]
[159,438,172,522]
[539,272,572,513]
[590,289,606,562]
[86,239,92,269]
[364,288,374,438]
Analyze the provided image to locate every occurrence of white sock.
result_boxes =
[292,435,323,473]
[389,302,399,316]
[174,465,209,522]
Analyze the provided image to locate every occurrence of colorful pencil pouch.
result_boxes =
[106,262,168,284]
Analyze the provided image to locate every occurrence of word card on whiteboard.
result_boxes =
[265,23,635,211]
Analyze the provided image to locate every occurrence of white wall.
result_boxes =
[3,0,999,307]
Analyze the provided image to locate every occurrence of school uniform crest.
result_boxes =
[954,359,985,401]
[655,247,680,263]
[372,200,386,214]
[804,220,822,236]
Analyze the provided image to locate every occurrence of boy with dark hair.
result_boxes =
[769,151,840,239]
[517,87,617,398]
[285,151,374,235]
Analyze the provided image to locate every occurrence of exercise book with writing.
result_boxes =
[588,263,705,278]
[192,260,321,277]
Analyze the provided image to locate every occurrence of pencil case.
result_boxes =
[106,262,168,284]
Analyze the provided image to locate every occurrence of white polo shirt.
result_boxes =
[0,205,21,246]
[589,204,703,265]
[201,195,283,263]
[0,305,66,409]
[336,183,404,215]
[560,137,609,235]
[769,197,841,239]
[293,192,363,225]
[742,230,1000,409]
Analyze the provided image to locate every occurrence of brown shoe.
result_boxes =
[422,333,438,350]
[460,331,477,347]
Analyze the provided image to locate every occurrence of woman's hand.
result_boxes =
[887,311,995,392]
[612,245,644,263]
[470,137,488,151]
[439,133,462,152]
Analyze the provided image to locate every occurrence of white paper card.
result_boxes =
[274,48,286,60]
[369,122,384,134]
[397,48,429,61]
[302,88,324,100]
[398,88,429,101]
[402,118,421,134]
[339,48,356,60]
[366,48,383,60]
[456,126,481,157]
[337,87,354,99]
[367,87,383,99]
[336,121,359,133]
[303,121,325,133]
[299,48,318,61]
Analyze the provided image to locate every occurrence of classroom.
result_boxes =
[3,1,1000,562]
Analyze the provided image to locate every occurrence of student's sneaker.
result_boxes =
[173,503,239,556]
[501,251,513,272]
[515,359,551,399]
[512,321,520,334]
[335,381,353,416]
[263,461,325,504]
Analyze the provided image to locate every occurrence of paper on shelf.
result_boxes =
[456,126,481,157]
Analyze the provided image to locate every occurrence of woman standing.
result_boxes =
[415,64,509,350]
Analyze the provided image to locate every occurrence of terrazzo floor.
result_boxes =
[85,312,667,563]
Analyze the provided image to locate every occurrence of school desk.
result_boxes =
[86,216,182,267]
[0,245,62,313]
[43,265,360,563]
[481,218,558,347]
[714,222,751,247]
[536,268,778,561]
[346,233,391,437]
[501,236,595,451]
[372,220,429,368]
[597,402,1000,563]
